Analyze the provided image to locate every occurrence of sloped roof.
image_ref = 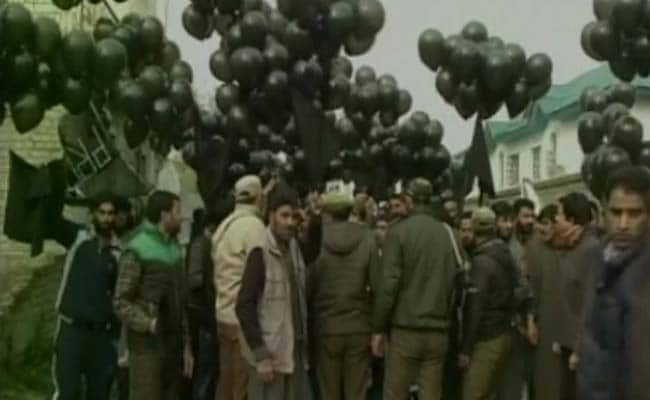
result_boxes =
[486,66,650,144]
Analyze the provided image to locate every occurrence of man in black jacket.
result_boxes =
[52,193,122,400]
[578,167,650,400]
[459,207,517,400]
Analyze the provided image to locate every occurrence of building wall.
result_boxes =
[489,96,650,193]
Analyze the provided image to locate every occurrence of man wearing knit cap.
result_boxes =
[459,207,517,400]
[372,177,460,400]
[212,175,267,400]
[309,190,381,400]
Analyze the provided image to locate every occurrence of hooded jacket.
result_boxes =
[461,237,517,354]
[309,221,381,335]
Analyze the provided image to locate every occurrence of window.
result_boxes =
[532,146,542,181]
[507,153,520,187]
[499,152,505,189]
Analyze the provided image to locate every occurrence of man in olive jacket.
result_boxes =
[309,192,381,400]
[372,178,459,400]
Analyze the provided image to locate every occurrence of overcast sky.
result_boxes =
[157,0,600,153]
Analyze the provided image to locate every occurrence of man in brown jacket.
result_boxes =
[310,192,381,400]
[236,183,312,400]
[551,192,600,400]
[212,176,267,400]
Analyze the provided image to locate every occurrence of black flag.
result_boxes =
[291,90,341,184]
[462,117,496,198]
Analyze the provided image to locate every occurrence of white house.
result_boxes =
[474,66,650,204]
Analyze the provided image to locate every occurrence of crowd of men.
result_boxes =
[49,165,650,400]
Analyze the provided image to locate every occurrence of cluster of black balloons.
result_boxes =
[182,0,387,189]
[419,21,553,120]
[322,109,449,187]
[581,0,650,81]
[0,2,196,152]
[184,0,385,58]
[578,82,650,198]
[342,65,412,134]
[52,0,128,10]
[93,14,197,150]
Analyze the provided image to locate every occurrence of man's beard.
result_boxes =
[94,221,113,238]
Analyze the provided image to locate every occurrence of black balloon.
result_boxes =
[581,88,609,112]
[138,66,168,100]
[63,30,95,79]
[450,40,480,84]
[241,10,268,48]
[355,65,376,86]
[331,56,354,78]
[230,46,266,90]
[612,0,643,34]
[589,21,618,60]
[506,79,529,118]
[210,49,232,82]
[578,112,605,154]
[482,50,514,96]
[609,82,636,108]
[3,3,34,50]
[159,41,181,71]
[379,82,399,111]
[93,38,127,87]
[150,97,177,135]
[124,117,149,148]
[169,80,194,112]
[637,141,650,169]
[169,60,194,83]
[182,4,213,40]
[327,75,351,109]
[356,0,385,37]
[264,70,290,100]
[62,79,90,115]
[119,81,150,122]
[284,21,314,60]
[461,21,488,42]
[529,78,552,100]
[423,120,444,147]
[396,89,412,115]
[140,17,164,52]
[344,33,374,56]
[328,1,357,39]
[504,43,526,76]
[525,53,552,85]
[8,50,37,93]
[581,22,604,61]
[609,55,636,82]
[594,0,616,20]
[418,28,447,71]
[226,105,253,137]
[436,69,458,104]
[264,42,290,70]
[603,102,630,135]
[34,17,62,59]
[611,115,643,159]
[11,92,44,134]
[455,82,479,119]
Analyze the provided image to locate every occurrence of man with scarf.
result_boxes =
[236,183,312,400]
[578,167,650,400]
[549,192,599,400]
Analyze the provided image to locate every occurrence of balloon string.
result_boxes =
[102,0,119,24]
